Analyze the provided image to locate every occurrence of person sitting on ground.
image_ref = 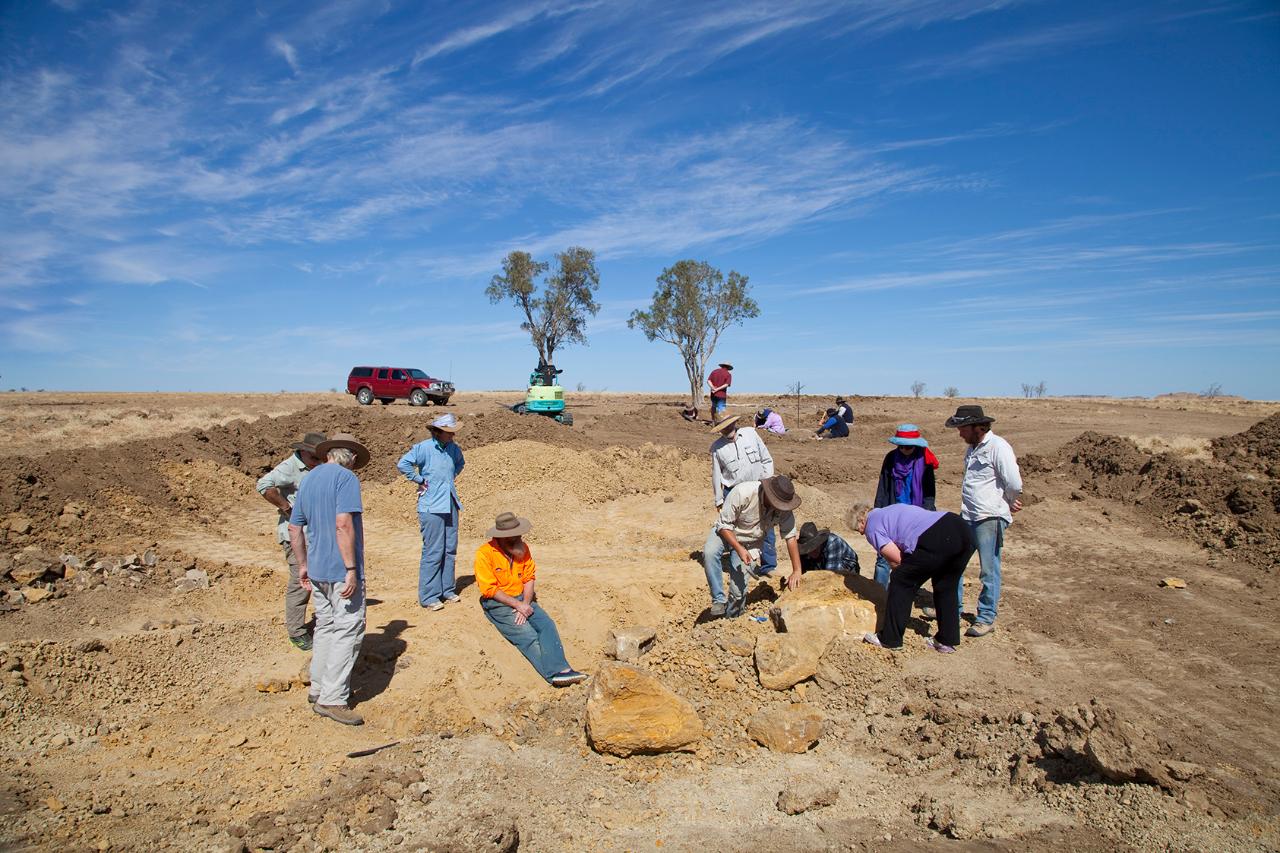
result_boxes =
[474,512,587,687]
[871,424,940,589]
[815,408,850,440]
[754,407,786,435]
[681,405,699,423]
[852,502,975,654]
[796,521,861,575]
[835,397,854,424]
[701,476,804,618]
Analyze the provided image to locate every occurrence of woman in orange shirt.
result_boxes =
[474,512,587,687]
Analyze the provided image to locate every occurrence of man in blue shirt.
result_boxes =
[815,408,850,439]
[289,432,369,726]
[397,414,465,610]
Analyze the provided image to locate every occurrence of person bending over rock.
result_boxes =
[701,476,804,618]
[852,502,975,654]
[474,512,587,687]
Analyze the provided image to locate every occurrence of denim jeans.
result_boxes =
[873,553,892,589]
[711,397,726,418]
[418,504,459,606]
[702,527,756,617]
[481,597,570,682]
[310,578,365,706]
[722,487,776,573]
[957,517,1007,625]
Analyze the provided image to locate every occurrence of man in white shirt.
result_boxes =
[945,406,1022,637]
[709,414,777,573]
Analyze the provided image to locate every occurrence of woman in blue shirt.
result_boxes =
[396,414,465,610]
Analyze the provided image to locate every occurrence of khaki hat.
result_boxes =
[487,512,532,539]
[761,475,801,511]
[709,414,741,434]
[292,432,326,454]
[315,432,370,470]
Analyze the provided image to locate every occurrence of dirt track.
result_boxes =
[1,391,1278,852]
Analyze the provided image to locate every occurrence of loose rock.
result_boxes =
[754,634,821,691]
[606,626,657,662]
[585,663,704,757]
[768,570,881,647]
[747,703,823,753]
[777,778,839,814]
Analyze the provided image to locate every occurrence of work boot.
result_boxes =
[289,634,313,652]
[313,704,364,726]
[708,602,726,618]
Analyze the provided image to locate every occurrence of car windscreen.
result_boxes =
[408,369,430,379]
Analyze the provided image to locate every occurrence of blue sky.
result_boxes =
[2,1,1278,398]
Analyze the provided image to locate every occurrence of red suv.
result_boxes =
[347,367,455,406]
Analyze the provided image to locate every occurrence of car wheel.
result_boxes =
[356,387,374,405]
[410,389,427,407]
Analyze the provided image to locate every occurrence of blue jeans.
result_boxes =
[711,397,726,418]
[957,517,1007,625]
[418,504,458,606]
[702,528,758,617]
[874,553,892,589]
[722,487,777,572]
[481,597,570,682]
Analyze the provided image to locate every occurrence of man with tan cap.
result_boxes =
[256,431,325,651]
[289,432,370,726]
[702,475,804,618]
[397,413,465,610]
[710,414,776,573]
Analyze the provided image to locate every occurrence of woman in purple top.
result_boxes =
[853,502,975,653]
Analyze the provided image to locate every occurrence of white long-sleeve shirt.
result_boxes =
[960,430,1023,524]
[710,427,774,506]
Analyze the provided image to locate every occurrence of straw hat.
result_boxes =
[709,414,741,434]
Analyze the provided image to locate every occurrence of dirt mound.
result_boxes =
[1212,411,1280,472]
[1058,428,1279,569]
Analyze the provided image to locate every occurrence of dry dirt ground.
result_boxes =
[1,390,1279,852]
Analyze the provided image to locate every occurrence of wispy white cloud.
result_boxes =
[901,20,1116,80]
[271,37,301,75]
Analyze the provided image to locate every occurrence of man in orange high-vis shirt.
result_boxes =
[474,512,587,687]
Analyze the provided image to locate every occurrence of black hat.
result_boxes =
[796,521,830,555]
[944,405,995,428]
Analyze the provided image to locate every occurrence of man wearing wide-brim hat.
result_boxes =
[796,521,861,575]
[289,432,371,726]
[256,431,327,651]
[944,405,1023,638]
[702,475,804,618]
[707,361,733,420]
[397,413,466,611]
[708,414,778,585]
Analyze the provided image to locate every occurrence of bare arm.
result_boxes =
[718,528,753,566]
[288,523,310,591]
[335,513,358,598]
[261,486,292,515]
[879,542,903,568]
[784,536,802,591]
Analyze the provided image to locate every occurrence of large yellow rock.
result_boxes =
[768,571,882,645]
[754,634,821,690]
[748,703,824,753]
[585,663,704,757]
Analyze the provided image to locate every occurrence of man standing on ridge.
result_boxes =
[708,361,733,420]
[290,432,370,726]
[257,431,325,651]
[945,405,1022,638]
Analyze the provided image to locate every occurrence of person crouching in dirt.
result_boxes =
[815,408,849,440]
[701,476,804,618]
[474,512,587,687]
[681,405,699,423]
[796,522,860,575]
[852,503,975,654]
[256,431,325,652]
[289,433,370,726]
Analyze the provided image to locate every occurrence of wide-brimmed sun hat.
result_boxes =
[430,413,459,433]
[487,511,532,539]
[710,414,741,434]
[292,431,327,454]
[717,362,733,370]
[888,424,929,448]
[796,521,830,555]
[944,405,995,428]
[761,475,802,511]
[315,432,370,470]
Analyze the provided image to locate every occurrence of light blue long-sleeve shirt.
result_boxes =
[396,438,465,514]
